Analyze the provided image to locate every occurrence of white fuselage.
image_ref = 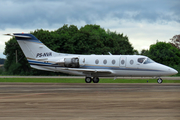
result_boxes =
[29,54,178,77]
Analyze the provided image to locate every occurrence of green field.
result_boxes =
[0,78,179,83]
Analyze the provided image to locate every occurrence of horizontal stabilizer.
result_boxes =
[4,34,32,38]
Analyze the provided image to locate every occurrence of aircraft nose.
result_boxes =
[169,68,178,75]
[173,69,178,74]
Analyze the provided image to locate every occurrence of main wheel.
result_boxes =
[85,77,92,83]
[157,78,163,84]
[93,77,99,83]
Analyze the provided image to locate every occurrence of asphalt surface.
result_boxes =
[0,83,179,120]
[0,76,180,80]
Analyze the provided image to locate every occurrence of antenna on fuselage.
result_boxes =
[108,52,112,55]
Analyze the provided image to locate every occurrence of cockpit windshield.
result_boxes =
[138,57,154,64]
[143,58,154,64]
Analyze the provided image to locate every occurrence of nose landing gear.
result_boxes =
[157,78,163,84]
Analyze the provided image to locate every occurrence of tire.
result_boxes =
[85,77,92,83]
[93,77,99,83]
[157,78,163,84]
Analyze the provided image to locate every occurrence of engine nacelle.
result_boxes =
[64,58,79,68]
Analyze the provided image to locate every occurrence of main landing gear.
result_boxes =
[157,78,163,84]
[85,77,99,83]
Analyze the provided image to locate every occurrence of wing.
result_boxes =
[67,68,113,74]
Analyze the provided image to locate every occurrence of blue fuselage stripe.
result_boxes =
[28,60,52,65]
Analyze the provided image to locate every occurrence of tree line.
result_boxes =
[0,58,5,64]
[2,24,180,76]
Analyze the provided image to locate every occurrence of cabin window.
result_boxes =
[103,59,107,64]
[112,60,116,64]
[130,60,134,65]
[121,60,125,65]
[138,58,145,63]
[95,59,99,64]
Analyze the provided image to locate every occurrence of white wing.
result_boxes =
[67,68,113,74]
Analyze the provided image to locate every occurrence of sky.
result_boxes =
[0,0,180,58]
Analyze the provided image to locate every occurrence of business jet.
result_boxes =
[5,33,178,83]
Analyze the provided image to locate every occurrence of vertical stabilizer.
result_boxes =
[13,33,58,59]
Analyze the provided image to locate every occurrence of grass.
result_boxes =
[0,78,179,83]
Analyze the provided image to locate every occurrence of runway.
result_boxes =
[0,76,180,80]
[0,83,179,120]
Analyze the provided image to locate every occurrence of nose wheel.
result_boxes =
[85,77,99,83]
[157,78,163,84]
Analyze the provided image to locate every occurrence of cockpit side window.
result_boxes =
[138,58,145,63]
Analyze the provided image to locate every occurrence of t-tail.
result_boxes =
[5,33,59,60]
